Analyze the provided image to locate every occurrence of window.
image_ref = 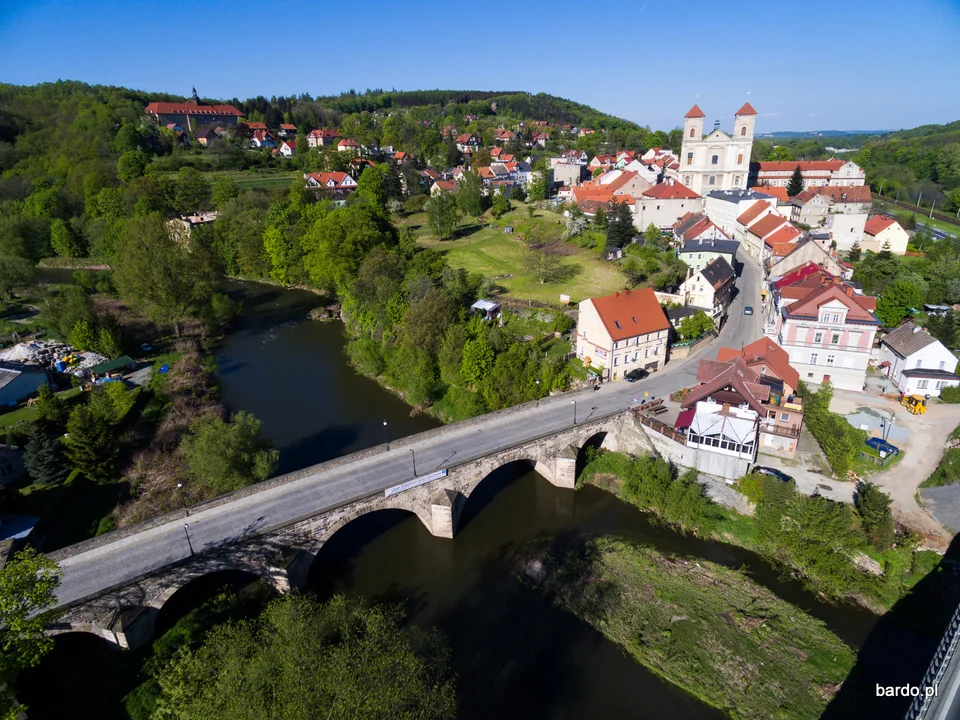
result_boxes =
[937,381,946,389]
[740,126,747,136]
[614,357,619,366]
[645,348,650,358]
[831,332,841,344]
[768,410,776,419]
[940,360,947,369]
[734,175,741,186]
[711,155,719,165]
[737,153,743,164]
[918,379,929,389]
[684,176,691,185]
[578,346,584,357]
[687,152,693,165]
[916,359,922,368]
[633,353,638,362]
[807,372,814,378]
[814,332,824,343]
[689,128,696,138]
[709,176,716,185]
[826,354,835,365]
[810,353,818,365]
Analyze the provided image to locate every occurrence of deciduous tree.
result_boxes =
[425,191,461,241]
[855,480,895,551]
[0,256,35,299]
[490,191,510,219]
[180,411,279,495]
[457,171,484,217]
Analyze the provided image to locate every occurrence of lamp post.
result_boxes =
[383,420,389,450]
[571,399,577,425]
[183,523,194,556]
[535,379,541,407]
[176,482,188,516]
[410,448,417,477]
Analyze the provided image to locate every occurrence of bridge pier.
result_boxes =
[430,489,461,539]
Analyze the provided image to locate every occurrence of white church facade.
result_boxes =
[675,102,757,196]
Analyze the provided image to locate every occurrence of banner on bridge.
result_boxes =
[384,468,448,497]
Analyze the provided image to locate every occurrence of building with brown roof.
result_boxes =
[576,288,671,380]
[863,215,910,255]
[878,322,960,397]
[633,178,704,231]
[306,128,342,148]
[144,91,244,130]
[680,256,735,323]
[751,159,865,188]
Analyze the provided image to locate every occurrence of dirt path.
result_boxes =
[830,389,960,550]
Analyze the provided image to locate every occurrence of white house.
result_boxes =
[632,178,703,230]
[862,216,910,255]
[879,322,960,397]
[751,159,866,188]
[279,140,297,157]
[679,256,736,324]
[677,102,756,196]
[704,188,779,236]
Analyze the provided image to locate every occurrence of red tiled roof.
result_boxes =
[246,122,268,130]
[748,214,788,238]
[716,337,800,391]
[787,282,878,322]
[282,140,296,149]
[735,102,758,116]
[682,357,769,415]
[737,200,771,227]
[685,104,706,118]
[774,262,830,290]
[770,243,796,257]
[280,123,296,130]
[338,138,359,147]
[603,171,640,194]
[642,180,700,200]
[756,160,846,172]
[394,151,408,160]
[145,101,243,117]
[763,225,803,247]
[587,288,670,341]
[307,128,341,138]
[750,185,789,202]
[815,185,871,204]
[433,180,457,192]
[456,133,477,143]
[305,171,354,188]
[864,215,897,236]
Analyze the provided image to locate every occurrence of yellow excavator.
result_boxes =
[900,394,927,415]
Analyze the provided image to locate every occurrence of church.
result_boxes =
[675,102,757,196]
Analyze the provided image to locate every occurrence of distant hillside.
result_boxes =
[759,130,891,140]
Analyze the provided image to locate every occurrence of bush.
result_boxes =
[940,385,960,403]
[804,382,867,476]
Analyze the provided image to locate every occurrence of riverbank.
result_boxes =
[528,536,855,720]
[582,451,941,613]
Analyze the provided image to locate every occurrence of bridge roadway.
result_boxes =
[50,257,763,611]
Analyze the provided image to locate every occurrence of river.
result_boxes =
[19,276,889,719]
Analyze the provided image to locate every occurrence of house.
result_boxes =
[455,134,480,153]
[556,149,589,166]
[278,123,297,137]
[741,213,788,260]
[760,224,804,267]
[711,340,805,457]
[576,288,671,380]
[879,322,960,397]
[337,138,360,153]
[764,277,880,390]
[673,212,731,245]
[680,256,736,325]
[551,162,583,188]
[533,132,551,148]
[306,129,342,148]
[788,189,831,227]
[678,238,739,275]
[144,90,244,129]
[279,140,297,157]
[862,216,910,255]
[250,129,277,148]
[594,169,653,199]
[393,151,410,163]
[304,172,358,201]
[578,127,596,137]
[0,366,49,407]
[766,238,844,279]
[750,159,866,188]
[430,179,458,196]
[632,179,703,230]
[676,102,756,195]
[749,185,789,202]
[493,129,517,144]
[589,154,617,171]
[164,123,186,137]
[704,188,779,237]
[193,128,219,147]
[167,211,218,245]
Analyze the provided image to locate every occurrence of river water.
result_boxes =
[20,276,889,719]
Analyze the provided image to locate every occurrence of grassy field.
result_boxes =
[536,537,855,720]
[872,200,960,236]
[410,205,626,306]
[158,168,301,192]
[0,386,83,429]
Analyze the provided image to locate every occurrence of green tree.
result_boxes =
[854,481,895,551]
[302,205,396,292]
[50,219,85,257]
[768,146,796,161]
[848,241,862,263]
[69,319,97,351]
[875,278,923,327]
[490,191,510,219]
[461,337,495,387]
[117,149,149,182]
[23,423,68,487]
[0,549,61,720]
[210,178,240,209]
[426,191,461,241]
[457,171,484,217]
[97,325,124,357]
[88,382,137,425]
[33,383,67,425]
[593,206,606,228]
[180,411,279,496]
[0,256,36,299]
[149,594,456,720]
[643,222,663,247]
[63,404,119,480]
[786,166,804,197]
[356,164,389,213]
[173,167,211,214]
[677,311,714,340]
[523,239,565,284]
[605,201,635,248]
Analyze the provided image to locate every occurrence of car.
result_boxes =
[624,368,648,383]
[752,466,793,482]
[744,306,754,315]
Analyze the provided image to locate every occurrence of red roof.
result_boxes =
[307,128,341,138]
[588,288,670,341]
[145,101,243,117]
[786,281,878,323]
[735,102,757,116]
[763,225,803,247]
[603,171,640,194]
[815,185,871,204]
[685,104,706,118]
[774,262,830,290]
[748,214,788,239]
[280,123,296,130]
[756,159,846,172]
[246,122,268,130]
[737,200,771,227]
[394,151,408,160]
[338,138,359,147]
[456,133,477,143]
[305,171,354,188]
[642,180,700,200]
[716,337,800,391]
[864,215,897,236]
[751,186,789,202]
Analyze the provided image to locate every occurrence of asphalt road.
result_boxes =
[51,256,764,610]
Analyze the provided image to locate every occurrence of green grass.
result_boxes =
[872,200,960,236]
[920,447,960,488]
[0,386,83,429]
[538,537,855,720]
[157,169,301,192]
[413,205,626,305]
[850,444,904,477]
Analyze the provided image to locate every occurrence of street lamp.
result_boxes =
[535,379,541,407]
[183,523,195,556]
[571,399,577,424]
[176,482,188,516]
[383,420,389,450]
[410,448,417,476]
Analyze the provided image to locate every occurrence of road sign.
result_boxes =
[384,468,448,497]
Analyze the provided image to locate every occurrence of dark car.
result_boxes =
[624,368,648,382]
[752,466,793,482]
[744,306,754,315]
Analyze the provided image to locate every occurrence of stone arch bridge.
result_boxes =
[51,407,651,650]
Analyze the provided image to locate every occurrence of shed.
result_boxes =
[470,299,502,321]
[0,367,48,407]
[88,355,136,377]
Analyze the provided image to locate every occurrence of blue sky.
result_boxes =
[2,0,959,133]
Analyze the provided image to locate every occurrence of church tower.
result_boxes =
[682,104,706,144]
[733,101,757,140]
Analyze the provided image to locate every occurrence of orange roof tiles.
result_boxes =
[815,185,871,204]
[588,288,670,341]
[864,216,897,236]
[764,225,803,247]
[737,200,771,227]
[685,104,706,118]
[748,214,788,238]
[756,160,846,172]
[642,180,700,200]
[145,101,243,117]
[751,186,789,201]
[735,102,758,116]
[716,337,800,391]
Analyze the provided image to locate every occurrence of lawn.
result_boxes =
[0,386,83,429]
[157,168,301,192]
[412,205,626,306]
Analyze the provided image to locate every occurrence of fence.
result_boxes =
[631,403,687,444]
[904,601,960,719]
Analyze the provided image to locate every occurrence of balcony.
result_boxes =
[759,420,801,438]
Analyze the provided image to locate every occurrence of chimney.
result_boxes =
[913,325,922,333]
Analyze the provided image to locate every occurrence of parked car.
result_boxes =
[624,368,648,383]
[744,306,754,315]
[752,466,792,482]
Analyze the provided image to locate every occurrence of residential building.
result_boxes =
[533,132,551,147]
[337,138,360,153]
[678,238,739,274]
[144,89,244,130]
[589,154,617,171]
[677,102,756,195]
[594,169,653,199]
[278,123,297,137]
[430,179,458,196]
[455,134,480,153]
[750,159,865,188]
[734,199,782,258]
[704,188,778,236]
[878,322,960,397]
[741,212,788,260]
[680,256,736,325]
[193,128,218,147]
[555,149,588,166]
[759,224,804,267]
[673,212,731,244]
[279,140,297,157]
[576,288,671,380]
[862,216,910,255]
[306,129,342,148]
[632,178,703,230]
[304,172,357,204]
[765,278,880,390]
[788,189,831,227]
[815,185,872,215]
[250,129,277,148]
[767,240,844,279]
[551,162,583,188]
